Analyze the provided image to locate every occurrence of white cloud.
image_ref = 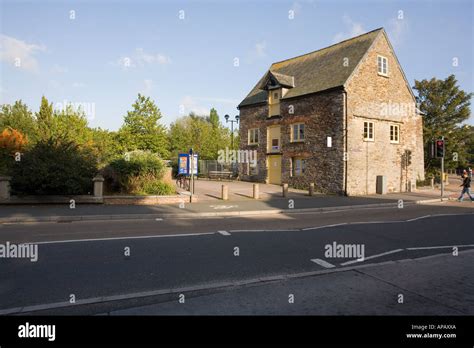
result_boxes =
[246,41,267,64]
[112,48,171,70]
[255,41,267,58]
[333,15,366,43]
[387,17,409,46]
[0,34,46,72]
[180,96,210,115]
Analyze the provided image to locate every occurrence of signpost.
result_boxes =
[435,137,445,200]
[177,151,198,194]
[189,148,194,195]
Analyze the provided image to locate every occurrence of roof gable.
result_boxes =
[239,28,383,108]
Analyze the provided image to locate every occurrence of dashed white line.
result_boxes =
[310,258,336,268]
[218,230,231,236]
[340,249,404,266]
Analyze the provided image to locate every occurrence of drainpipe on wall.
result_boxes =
[343,90,348,196]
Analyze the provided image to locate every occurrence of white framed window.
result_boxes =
[291,123,305,142]
[363,121,374,141]
[390,124,400,143]
[377,55,388,76]
[291,157,305,177]
[248,128,259,145]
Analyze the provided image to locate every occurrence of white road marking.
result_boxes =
[218,230,231,236]
[406,215,431,222]
[340,249,404,266]
[209,205,239,210]
[406,244,474,250]
[155,218,163,221]
[310,258,336,268]
[33,232,215,245]
[302,223,348,231]
[229,229,265,232]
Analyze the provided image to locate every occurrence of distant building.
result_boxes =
[238,28,424,195]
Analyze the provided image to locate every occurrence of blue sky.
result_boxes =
[1,0,473,130]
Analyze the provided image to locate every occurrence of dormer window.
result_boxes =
[268,88,281,117]
[256,71,295,117]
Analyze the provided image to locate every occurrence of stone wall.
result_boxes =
[345,31,425,195]
[239,90,345,194]
[104,195,190,205]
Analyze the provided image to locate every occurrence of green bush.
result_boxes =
[11,139,98,195]
[105,150,174,195]
[110,150,166,178]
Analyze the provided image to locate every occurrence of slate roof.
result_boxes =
[238,28,384,108]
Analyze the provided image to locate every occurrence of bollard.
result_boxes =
[92,175,105,197]
[0,176,12,200]
[309,183,315,196]
[253,183,259,199]
[282,183,288,197]
[221,184,228,200]
[430,177,434,189]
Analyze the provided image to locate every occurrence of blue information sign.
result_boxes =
[178,153,198,175]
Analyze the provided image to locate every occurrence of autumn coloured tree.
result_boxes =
[0,128,28,174]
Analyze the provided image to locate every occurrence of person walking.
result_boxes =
[457,170,474,202]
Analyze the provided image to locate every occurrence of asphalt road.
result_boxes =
[0,202,473,315]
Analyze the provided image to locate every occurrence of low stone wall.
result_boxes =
[103,194,194,205]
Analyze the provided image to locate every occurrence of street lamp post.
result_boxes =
[224,114,239,149]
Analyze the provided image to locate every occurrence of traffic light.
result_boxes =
[435,139,445,158]
[405,150,412,166]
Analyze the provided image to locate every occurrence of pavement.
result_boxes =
[109,250,473,315]
[0,189,456,223]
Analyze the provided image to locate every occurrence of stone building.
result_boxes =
[237,28,424,195]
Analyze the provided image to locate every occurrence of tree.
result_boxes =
[209,108,219,129]
[168,111,231,160]
[0,101,37,143]
[90,128,122,166]
[413,75,472,171]
[118,94,169,158]
[36,96,54,140]
[0,128,28,175]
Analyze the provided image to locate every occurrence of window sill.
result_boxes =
[290,140,305,143]
[247,143,259,146]
[377,72,389,78]
[363,139,375,142]
[390,141,400,145]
